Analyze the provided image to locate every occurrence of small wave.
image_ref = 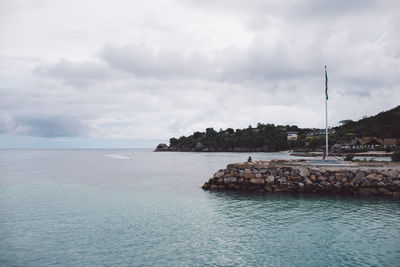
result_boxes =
[104,154,132,160]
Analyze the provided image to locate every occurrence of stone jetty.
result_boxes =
[202,160,400,197]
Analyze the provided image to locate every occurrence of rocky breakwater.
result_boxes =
[201,160,400,197]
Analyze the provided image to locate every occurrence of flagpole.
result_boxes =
[325,66,328,159]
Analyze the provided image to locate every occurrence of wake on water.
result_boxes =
[104,153,133,160]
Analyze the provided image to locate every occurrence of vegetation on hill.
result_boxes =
[392,151,400,162]
[168,124,303,152]
[158,105,400,152]
[334,105,400,141]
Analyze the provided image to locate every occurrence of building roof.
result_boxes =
[356,137,398,146]
[356,137,382,145]
[383,138,398,145]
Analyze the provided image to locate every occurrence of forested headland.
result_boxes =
[155,105,400,152]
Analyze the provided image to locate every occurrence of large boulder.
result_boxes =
[350,172,364,185]
[378,187,393,196]
[244,169,254,179]
[195,142,205,151]
[382,170,399,178]
[366,173,383,182]
[335,173,347,182]
[244,173,255,179]
[224,177,237,184]
[265,175,275,184]
[299,168,310,178]
[358,187,378,195]
[155,143,169,151]
[213,171,225,178]
[250,178,265,185]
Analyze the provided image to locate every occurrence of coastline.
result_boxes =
[154,145,288,152]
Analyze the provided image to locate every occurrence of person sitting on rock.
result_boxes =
[247,156,252,162]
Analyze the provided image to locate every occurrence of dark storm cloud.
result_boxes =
[4,116,89,137]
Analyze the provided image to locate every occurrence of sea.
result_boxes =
[0,149,399,266]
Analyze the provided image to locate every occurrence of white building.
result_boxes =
[287,131,299,141]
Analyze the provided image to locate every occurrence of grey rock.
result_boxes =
[304,178,313,185]
[385,178,393,185]
[382,170,399,178]
[195,142,205,151]
[393,181,400,187]
[335,172,347,182]
[366,173,383,182]
[333,182,342,190]
[358,187,378,195]
[265,175,275,184]
[299,168,310,178]
[213,171,225,178]
[350,172,364,185]
[224,177,237,184]
[377,182,386,187]
[277,177,288,184]
[378,187,393,196]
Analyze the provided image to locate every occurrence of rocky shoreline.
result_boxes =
[202,160,400,197]
[154,143,279,152]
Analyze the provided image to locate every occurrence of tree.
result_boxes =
[206,128,216,136]
[193,131,202,139]
[392,151,400,162]
[169,137,178,146]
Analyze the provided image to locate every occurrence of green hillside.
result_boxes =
[334,105,400,141]
[157,105,400,152]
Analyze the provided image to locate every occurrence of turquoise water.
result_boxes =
[1,150,399,266]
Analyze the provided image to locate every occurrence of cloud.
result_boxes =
[182,0,382,20]
[0,116,90,137]
[34,59,110,87]
[99,43,214,79]
[98,42,317,84]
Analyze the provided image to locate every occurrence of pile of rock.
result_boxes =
[201,160,400,197]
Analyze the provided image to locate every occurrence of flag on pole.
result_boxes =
[325,66,328,100]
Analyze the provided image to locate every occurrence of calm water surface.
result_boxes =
[0,150,399,266]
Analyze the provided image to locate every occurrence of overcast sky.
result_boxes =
[1,0,399,148]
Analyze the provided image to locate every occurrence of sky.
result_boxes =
[1,0,399,148]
